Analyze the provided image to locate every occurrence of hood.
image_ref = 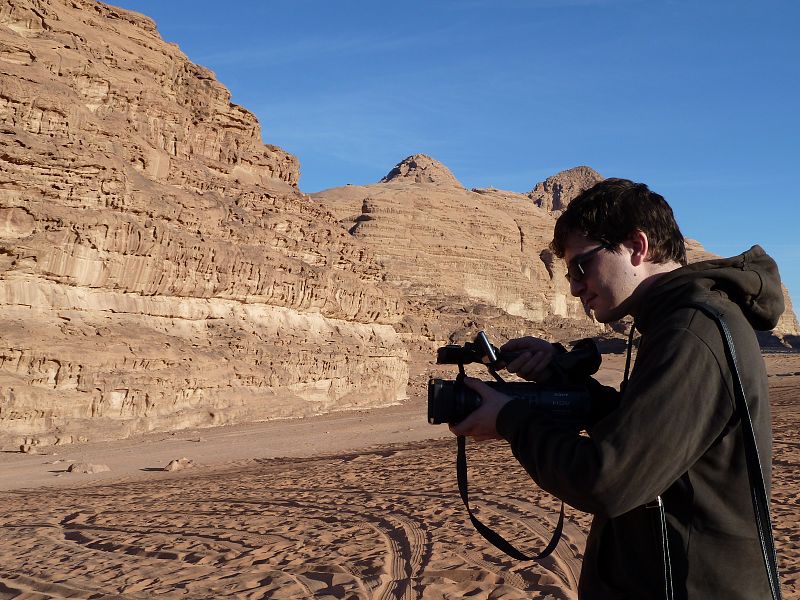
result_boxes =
[637,245,785,332]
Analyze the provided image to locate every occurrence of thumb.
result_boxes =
[500,338,528,353]
[462,377,492,394]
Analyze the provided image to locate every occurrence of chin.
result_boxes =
[592,307,622,323]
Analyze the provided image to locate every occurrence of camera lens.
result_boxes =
[427,379,482,425]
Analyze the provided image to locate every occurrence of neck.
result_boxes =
[627,261,683,319]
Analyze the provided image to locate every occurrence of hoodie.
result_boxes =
[496,245,784,599]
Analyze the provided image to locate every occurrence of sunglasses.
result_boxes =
[565,244,609,282]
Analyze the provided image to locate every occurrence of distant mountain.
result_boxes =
[380,154,465,188]
[528,166,603,212]
[314,158,602,347]
[314,157,799,348]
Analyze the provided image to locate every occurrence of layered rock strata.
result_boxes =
[0,0,407,448]
[528,165,603,212]
[313,156,602,346]
[315,158,799,349]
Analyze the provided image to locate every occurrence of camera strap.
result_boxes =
[683,302,782,600]
[456,435,565,561]
[454,366,564,561]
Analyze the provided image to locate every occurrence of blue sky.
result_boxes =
[111,0,799,309]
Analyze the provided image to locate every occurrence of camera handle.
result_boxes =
[454,364,565,561]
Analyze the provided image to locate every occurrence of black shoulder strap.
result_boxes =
[685,302,782,600]
[456,435,564,561]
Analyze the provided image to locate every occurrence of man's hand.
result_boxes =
[449,378,512,441]
[500,336,558,381]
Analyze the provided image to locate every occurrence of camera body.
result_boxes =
[427,331,600,426]
[427,379,593,426]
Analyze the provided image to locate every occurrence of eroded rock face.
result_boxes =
[528,166,604,212]
[315,167,800,350]
[0,0,408,448]
[313,176,604,347]
[380,154,464,188]
[1,1,797,450]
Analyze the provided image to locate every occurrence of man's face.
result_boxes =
[562,232,640,323]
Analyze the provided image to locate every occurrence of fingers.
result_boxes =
[450,378,490,436]
[500,336,550,354]
[448,422,497,442]
[507,351,552,380]
[462,377,493,395]
[501,337,556,381]
[500,338,526,353]
[506,351,533,373]
[449,410,479,437]
[449,377,509,440]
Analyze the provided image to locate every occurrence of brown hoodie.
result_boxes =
[497,245,784,599]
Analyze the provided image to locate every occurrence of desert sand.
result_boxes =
[0,353,796,599]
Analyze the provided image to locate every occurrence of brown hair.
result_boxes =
[551,178,687,265]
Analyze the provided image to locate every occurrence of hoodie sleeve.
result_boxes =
[496,321,734,518]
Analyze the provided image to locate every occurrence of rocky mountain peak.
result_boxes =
[528,166,604,212]
[380,154,464,188]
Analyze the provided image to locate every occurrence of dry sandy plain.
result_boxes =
[0,353,796,599]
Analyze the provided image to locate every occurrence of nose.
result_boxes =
[569,277,586,297]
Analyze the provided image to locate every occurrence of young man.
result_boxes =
[452,178,784,599]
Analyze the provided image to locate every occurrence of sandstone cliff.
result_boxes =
[528,166,603,212]
[0,0,408,449]
[313,157,605,349]
[315,159,800,350]
[381,154,464,188]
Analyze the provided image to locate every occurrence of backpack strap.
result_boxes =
[685,302,782,600]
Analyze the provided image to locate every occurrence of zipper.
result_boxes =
[647,496,674,600]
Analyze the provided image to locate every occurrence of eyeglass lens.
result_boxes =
[565,245,605,282]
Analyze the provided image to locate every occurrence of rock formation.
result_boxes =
[380,154,464,188]
[528,166,603,212]
[0,0,797,450]
[314,158,604,347]
[315,161,800,349]
[0,0,408,449]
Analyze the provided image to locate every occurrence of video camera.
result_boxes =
[427,330,603,561]
[427,331,601,427]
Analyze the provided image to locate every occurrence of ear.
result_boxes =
[629,230,649,267]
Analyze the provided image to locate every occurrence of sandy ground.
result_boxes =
[0,353,796,599]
